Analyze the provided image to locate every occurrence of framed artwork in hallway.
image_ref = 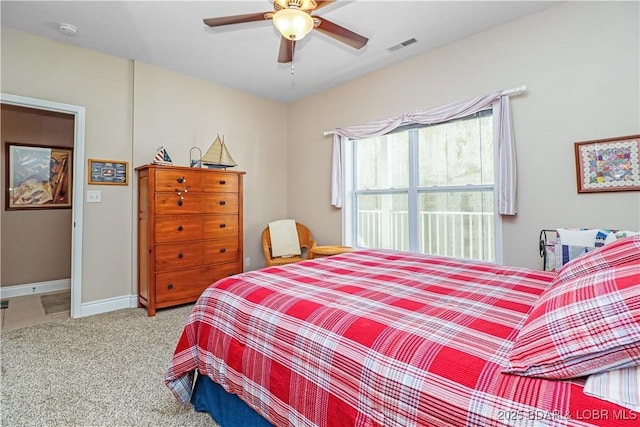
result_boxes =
[5,142,73,209]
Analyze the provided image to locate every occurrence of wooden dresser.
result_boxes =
[136,164,245,316]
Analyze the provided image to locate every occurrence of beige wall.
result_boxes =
[287,1,640,269]
[1,1,638,308]
[131,61,288,274]
[1,29,133,302]
[1,28,288,305]
[1,105,74,285]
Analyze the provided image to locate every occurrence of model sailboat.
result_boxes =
[153,146,173,165]
[202,134,237,169]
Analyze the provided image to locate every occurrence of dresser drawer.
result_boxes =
[155,269,209,304]
[155,242,204,271]
[202,193,239,213]
[203,214,239,239]
[204,238,240,264]
[211,262,243,280]
[155,216,202,243]
[203,173,239,193]
[155,169,203,192]
[155,263,242,304]
[155,193,203,214]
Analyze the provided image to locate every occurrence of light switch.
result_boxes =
[87,190,102,203]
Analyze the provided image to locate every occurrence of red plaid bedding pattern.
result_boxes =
[166,250,637,426]
[507,263,640,379]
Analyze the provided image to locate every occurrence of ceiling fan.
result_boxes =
[203,0,368,64]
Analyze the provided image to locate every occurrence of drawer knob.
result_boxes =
[220,248,227,253]
[220,223,226,228]
[177,199,183,206]
[177,225,183,231]
[178,253,184,259]
[177,177,186,184]
[167,283,174,290]
[219,180,226,185]
[219,200,226,206]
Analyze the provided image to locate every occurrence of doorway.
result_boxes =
[1,93,85,318]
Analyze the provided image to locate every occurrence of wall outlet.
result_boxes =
[245,257,251,267]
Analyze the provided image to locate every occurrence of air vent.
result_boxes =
[388,38,417,52]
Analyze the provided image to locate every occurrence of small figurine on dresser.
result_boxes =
[153,146,173,166]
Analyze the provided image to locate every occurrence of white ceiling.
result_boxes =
[1,1,561,103]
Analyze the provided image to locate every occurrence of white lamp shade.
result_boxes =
[273,8,314,41]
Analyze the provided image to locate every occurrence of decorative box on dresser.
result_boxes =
[136,164,245,316]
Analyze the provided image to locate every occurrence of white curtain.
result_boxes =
[330,90,518,215]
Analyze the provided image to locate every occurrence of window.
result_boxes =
[343,110,500,262]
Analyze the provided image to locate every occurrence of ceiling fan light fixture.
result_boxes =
[272,7,314,41]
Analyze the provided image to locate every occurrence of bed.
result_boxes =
[166,236,640,426]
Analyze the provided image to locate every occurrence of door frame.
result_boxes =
[1,93,85,318]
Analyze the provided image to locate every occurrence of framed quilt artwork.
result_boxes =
[574,134,640,193]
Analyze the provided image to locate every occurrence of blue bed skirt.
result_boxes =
[191,373,273,427]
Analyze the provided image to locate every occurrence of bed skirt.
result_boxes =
[192,373,273,427]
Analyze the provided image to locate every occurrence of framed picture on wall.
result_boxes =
[88,158,128,185]
[5,142,73,210]
[574,134,640,193]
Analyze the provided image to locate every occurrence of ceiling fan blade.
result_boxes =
[278,37,296,63]
[315,18,368,49]
[203,12,268,28]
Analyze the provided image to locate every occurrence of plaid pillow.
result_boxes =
[506,262,640,379]
[556,235,640,283]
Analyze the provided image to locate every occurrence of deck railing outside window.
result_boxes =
[357,210,494,261]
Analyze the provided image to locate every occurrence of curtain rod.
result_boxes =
[322,85,528,136]
[500,85,527,96]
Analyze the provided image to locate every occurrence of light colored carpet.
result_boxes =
[1,304,217,426]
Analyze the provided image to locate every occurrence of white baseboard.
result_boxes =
[1,283,138,319]
[0,279,71,299]
[78,295,138,318]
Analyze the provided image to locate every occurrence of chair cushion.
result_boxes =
[269,219,302,258]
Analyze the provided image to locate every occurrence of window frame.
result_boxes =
[342,111,503,264]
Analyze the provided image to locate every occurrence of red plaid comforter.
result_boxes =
[166,250,636,426]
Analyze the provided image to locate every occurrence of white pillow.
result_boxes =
[557,228,600,247]
[584,366,640,412]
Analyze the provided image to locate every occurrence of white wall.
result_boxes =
[287,1,640,269]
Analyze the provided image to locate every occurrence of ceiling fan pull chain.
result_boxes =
[290,42,295,75]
